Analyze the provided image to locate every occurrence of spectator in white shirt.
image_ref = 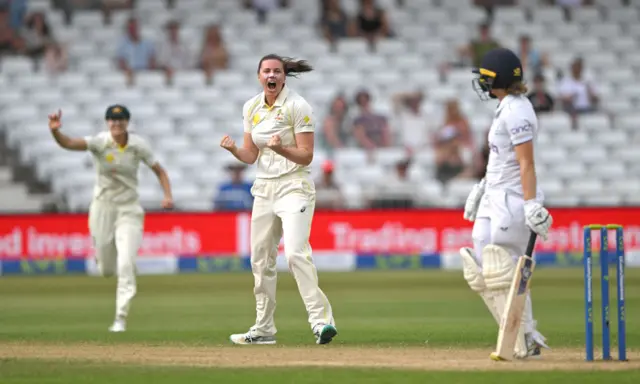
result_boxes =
[391,90,430,153]
[558,57,599,129]
[157,20,194,85]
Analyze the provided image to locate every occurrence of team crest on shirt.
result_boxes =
[274,109,284,122]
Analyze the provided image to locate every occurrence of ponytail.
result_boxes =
[258,54,313,78]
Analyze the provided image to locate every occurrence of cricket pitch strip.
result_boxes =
[0,343,637,371]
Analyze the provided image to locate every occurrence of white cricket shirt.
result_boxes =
[84,131,157,204]
[484,94,543,198]
[243,85,315,179]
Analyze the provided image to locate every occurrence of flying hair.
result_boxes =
[257,54,313,78]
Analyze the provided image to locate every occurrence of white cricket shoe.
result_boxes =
[108,319,126,333]
[229,328,276,345]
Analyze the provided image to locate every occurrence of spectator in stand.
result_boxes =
[44,42,69,75]
[370,156,416,209]
[558,57,599,130]
[527,73,555,113]
[53,0,133,26]
[320,0,352,50]
[157,20,194,85]
[433,126,474,185]
[320,93,352,152]
[20,11,55,61]
[315,160,345,209]
[474,0,516,21]
[458,22,500,68]
[213,163,254,211]
[352,0,392,49]
[243,0,289,24]
[116,17,156,85]
[391,90,430,153]
[0,5,23,56]
[352,89,393,149]
[517,35,548,81]
[199,24,229,84]
[432,99,474,151]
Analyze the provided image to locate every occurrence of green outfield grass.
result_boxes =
[0,269,638,383]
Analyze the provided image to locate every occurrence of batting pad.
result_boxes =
[459,248,500,324]
[482,245,528,359]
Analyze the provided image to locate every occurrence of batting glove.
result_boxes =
[524,200,553,240]
[463,178,486,222]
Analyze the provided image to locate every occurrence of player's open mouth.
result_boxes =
[267,81,277,90]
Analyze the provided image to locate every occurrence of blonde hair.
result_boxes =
[506,82,528,96]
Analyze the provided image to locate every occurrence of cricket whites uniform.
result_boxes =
[84,131,157,323]
[472,94,542,336]
[241,85,335,339]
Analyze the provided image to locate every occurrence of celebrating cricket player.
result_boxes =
[460,48,553,358]
[48,105,174,332]
[220,54,337,345]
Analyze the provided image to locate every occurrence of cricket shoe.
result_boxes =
[108,319,126,333]
[314,324,338,345]
[229,328,276,345]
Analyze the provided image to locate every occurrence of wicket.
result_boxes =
[583,224,626,362]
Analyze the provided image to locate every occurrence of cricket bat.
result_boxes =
[490,231,538,361]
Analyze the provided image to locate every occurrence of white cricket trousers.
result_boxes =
[88,199,144,321]
[249,173,334,336]
[472,189,539,333]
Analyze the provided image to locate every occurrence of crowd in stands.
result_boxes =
[0,0,609,211]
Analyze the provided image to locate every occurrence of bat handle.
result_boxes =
[525,231,537,258]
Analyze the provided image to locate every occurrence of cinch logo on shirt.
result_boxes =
[510,121,532,135]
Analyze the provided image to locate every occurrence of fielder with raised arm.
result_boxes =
[460,48,553,359]
[48,105,173,332]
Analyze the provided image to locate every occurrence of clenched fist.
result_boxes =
[220,135,237,153]
[266,134,282,151]
[48,109,62,131]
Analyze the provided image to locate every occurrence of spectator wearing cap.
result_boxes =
[156,20,194,85]
[116,16,156,85]
[213,163,254,211]
[315,160,345,209]
[352,90,393,149]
